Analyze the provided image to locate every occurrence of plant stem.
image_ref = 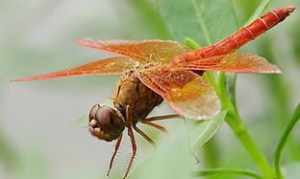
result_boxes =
[217,73,274,179]
[194,168,262,179]
[274,104,300,179]
[226,113,274,179]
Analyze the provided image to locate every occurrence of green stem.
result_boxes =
[194,168,262,179]
[226,114,274,179]
[217,73,274,179]
[274,104,300,179]
[184,37,202,49]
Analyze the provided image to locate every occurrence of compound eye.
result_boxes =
[87,104,125,141]
[96,106,114,127]
[89,104,100,121]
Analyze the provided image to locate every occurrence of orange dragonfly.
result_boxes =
[14,6,295,179]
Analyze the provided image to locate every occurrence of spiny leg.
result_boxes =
[107,133,123,176]
[133,124,155,145]
[123,105,137,179]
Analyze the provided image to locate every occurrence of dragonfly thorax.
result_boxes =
[113,72,163,123]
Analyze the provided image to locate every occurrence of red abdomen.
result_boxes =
[180,6,295,62]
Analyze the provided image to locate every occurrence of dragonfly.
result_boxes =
[14,6,295,179]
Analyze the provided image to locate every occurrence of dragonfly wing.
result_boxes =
[137,67,220,120]
[78,39,188,64]
[172,52,281,73]
[14,57,137,82]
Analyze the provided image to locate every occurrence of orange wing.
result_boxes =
[78,39,187,64]
[137,67,220,120]
[171,53,281,73]
[14,57,137,82]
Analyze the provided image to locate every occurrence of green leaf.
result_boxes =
[245,0,272,24]
[185,111,227,160]
[232,0,261,24]
[157,0,239,44]
[130,124,197,179]
[127,0,172,39]
[232,0,273,25]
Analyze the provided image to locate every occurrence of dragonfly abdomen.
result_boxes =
[216,6,295,53]
[180,6,295,62]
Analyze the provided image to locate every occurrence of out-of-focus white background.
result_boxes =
[1,1,147,179]
[1,1,300,179]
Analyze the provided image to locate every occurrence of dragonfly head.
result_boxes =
[88,104,125,142]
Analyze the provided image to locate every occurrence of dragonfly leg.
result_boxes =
[106,133,123,176]
[141,120,167,133]
[141,114,182,132]
[133,124,155,146]
[144,114,181,122]
[123,105,137,179]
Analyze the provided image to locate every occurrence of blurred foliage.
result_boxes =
[0,129,18,170]
[289,0,300,64]
[129,125,196,179]
[14,149,49,179]
[274,104,300,179]
[125,0,300,179]
[257,37,290,124]
[157,0,238,44]
[155,1,272,178]
[1,0,300,179]
[232,0,261,24]
[126,0,171,39]
[290,17,300,64]
[186,111,227,162]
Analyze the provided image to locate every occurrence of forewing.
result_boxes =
[137,67,220,120]
[14,57,137,81]
[78,39,187,64]
[172,53,281,73]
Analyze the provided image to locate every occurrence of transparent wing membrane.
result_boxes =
[14,57,136,82]
[172,53,281,74]
[138,67,220,120]
[78,39,188,64]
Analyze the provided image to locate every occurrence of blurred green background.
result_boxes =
[1,0,300,179]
